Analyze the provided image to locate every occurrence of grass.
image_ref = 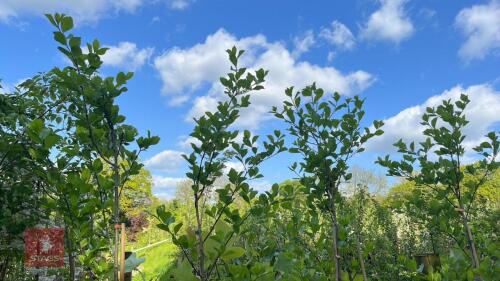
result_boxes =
[132,241,178,281]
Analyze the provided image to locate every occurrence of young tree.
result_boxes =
[155,47,285,281]
[272,84,384,280]
[377,94,499,279]
[0,78,63,279]
[2,14,160,280]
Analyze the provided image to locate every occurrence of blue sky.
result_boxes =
[1,0,499,198]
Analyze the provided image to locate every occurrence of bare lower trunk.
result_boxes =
[113,155,120,281]
[458,202,482,281]
[113,181,120,281]
[331,199,341,281]
[65,225,76,280]
[356,235,367,281]
[195,193,206,280]
[0,254,10,280]
[113,197,119,281]
[460,210,480,268]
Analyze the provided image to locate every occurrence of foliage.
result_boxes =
[1,13,499,281]
[272,83,384,280]
[154,47,285,281]
[0,77,57,280]
[1,13,159,280]
[377,94,499,280]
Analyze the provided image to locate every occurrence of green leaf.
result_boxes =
[30,119,44,134]
[313,88,324,102]
[221,246,245,262]
[69,36,81,48]
[45,14,57,27]
[171,260,198,281]
[466,269,474,281]
[61,16,74,32]
[44,134,59,149]
[54,31,66,45]
[274,253,293,273]
[92,159,103,172]
[173,222,183,234]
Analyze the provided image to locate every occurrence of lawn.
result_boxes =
[132,241,178,281]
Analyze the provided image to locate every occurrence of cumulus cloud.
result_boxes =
[151,175,185,199]
[292,30,316,58]
[455,0,500,61]
[320,21,356,50]
[152,175,184,188]
[186,95,220,120]
[144,150,184,172]
[0,0,144,24]
[360,0,414,43]
[101,42,154,70]
[0,0,195,24]
[223,161,245,174]
[154,29,374,129]
[366,84,500,155]
[249,180,272,193]
[177,135,202,150]
[153,30,267,96]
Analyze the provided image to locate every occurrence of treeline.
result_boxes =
[0,14,498,281]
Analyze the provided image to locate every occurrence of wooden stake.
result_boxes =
[120,223,126,281]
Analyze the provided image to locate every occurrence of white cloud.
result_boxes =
[168,0,195,10]
[366,84,500,155]
[101,42,154,70]
[320,21,356,50]
[0,0,195,24]
[0,0,143,24]
[151,175,185,199]
[292,30,315,58]
[455,0,500,61]
[249,180,272,193]
[0,84,10,95]
[154,29,375,129]
[187,95,220,120]
[150,16,160,24]
[0,78,28,94]
[360,0,414,43]
[152,175,185,189]
[327,51,336,63]
[223,161,245,174]
[144,150,184,172]
[153,30,267,96]
[177,135,202,150]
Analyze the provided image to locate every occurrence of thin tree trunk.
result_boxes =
[429,230,437,255]
[113,176,120,281]
[0,254,10,280]
[112,131,120,281]
[459,205,480,269]
[194,193,206,280]
[331,198,341,281]
[65,225,76,280]
[356,234,368,281]
[353,201,367,281]
[347,267,354,281]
